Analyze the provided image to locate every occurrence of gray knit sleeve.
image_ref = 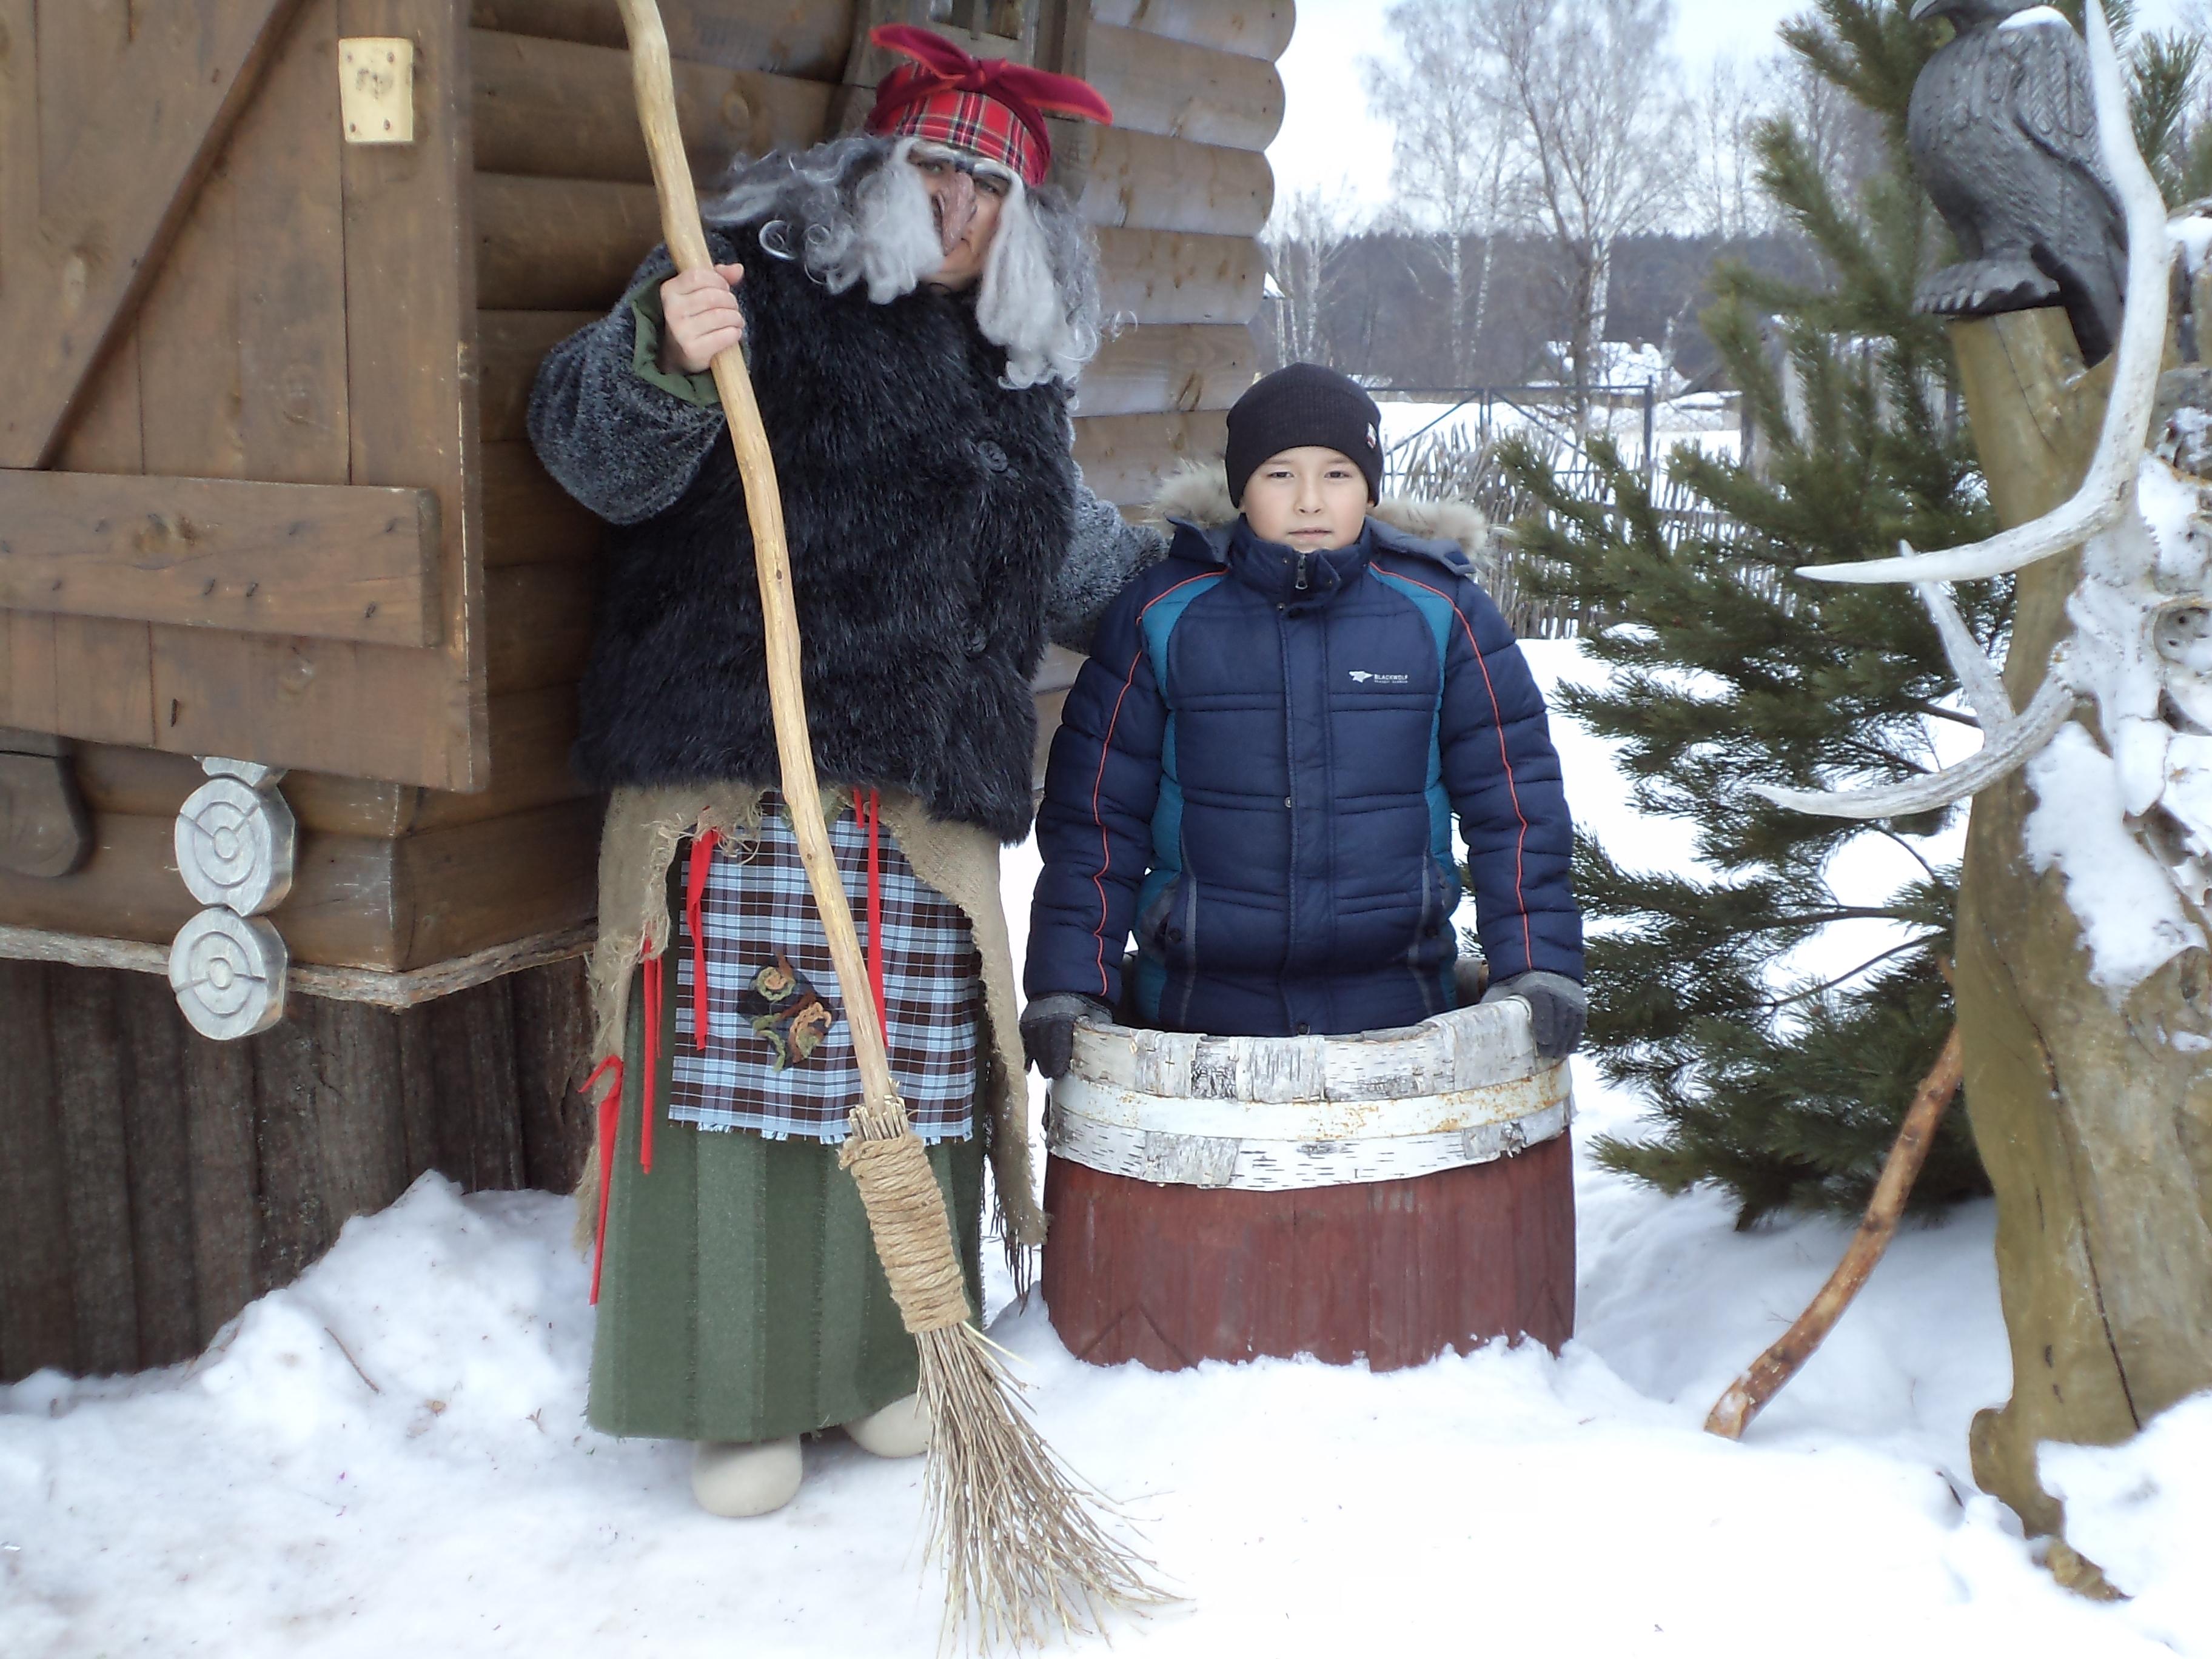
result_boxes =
[1048,472,1170,653]
[525,232,745,527]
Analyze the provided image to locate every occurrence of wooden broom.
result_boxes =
[610,2,1164,1643]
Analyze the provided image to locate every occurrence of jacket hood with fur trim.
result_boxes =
[1146,460,1491,571]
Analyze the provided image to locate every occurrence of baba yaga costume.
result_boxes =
[525,36,1159,1493]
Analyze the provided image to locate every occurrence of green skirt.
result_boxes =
[588,967,985,1444]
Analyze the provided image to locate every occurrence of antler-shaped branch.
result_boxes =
[1758,542,2080,817]
[1758,0,2151,823]
[1798,0,2169,588]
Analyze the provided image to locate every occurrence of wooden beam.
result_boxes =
[1073,409,1230,505]
[1087,0,1294,62]
[1050,123,1275,236]
[0,472,440,646]
[0,0,307,469]
[1074,323,1256,418]
[466,0,856,82]
[479,311,602,443]
[1081,24,1285,152]
[475,174,665,311]
[471,27,835,183]
[1094,228,1267,327]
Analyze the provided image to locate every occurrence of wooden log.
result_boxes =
[0,953,598,1384]
[1051,125,1273,236]
[486,561,597,694]
[49,969,141,1373]
[389,797,602,970]
[62,686,589,845]
[472,27,834,183]
[114,972,205,1368]
[1094,228,1266,327]
[1074,323,1255,418]
[480,311,603,443]
[468,0,856,82]
[1079,24,1285,153]
[426,979,528,1190]
[476,173,665,314]
[511,955,595,1192]
[1073,410,1226,506]
[0,800,571,973]
[481,440,603,568]
[1087,0,1293,61]
[0,964,76,1378]
[1948,309,2212,1543]
[178,998,261,1348]
[0,473,440,647]
[1041,1135,1577,1372]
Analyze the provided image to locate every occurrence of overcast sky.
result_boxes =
[1271,0,2196,204]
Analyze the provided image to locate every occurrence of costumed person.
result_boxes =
[1022,363,1585,1064]
[526,28,1162,1520]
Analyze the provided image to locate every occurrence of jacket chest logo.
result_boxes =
[1348,670,1412,686]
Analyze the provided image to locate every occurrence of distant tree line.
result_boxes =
[1258,229,1821,391]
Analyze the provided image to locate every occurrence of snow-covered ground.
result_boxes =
[4,646,2206,1658]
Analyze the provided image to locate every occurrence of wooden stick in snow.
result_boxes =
[1704,1025,1965,1441]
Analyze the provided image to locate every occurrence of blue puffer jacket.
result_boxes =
[1027,476,1582,1039]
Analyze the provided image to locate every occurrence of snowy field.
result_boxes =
[4,646,2208,1658]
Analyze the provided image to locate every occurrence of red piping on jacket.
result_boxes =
[1085,572,1223,998]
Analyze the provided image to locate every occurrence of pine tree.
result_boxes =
[1498,1,1969,1226]
[1493,0,2207,1227]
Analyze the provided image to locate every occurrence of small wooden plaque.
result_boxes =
[339,38,415,145]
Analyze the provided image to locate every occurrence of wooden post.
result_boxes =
[1948,307,2212,1589]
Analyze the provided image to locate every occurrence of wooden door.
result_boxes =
[0,0,487,791]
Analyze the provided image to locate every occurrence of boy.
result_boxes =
[1021,363,1584,1072]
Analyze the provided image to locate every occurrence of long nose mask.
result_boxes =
[932,169,979,256]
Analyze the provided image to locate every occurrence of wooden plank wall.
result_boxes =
[0,956,593,1383]
[1,2,600,972]
[1,0,1281,968]
[2,0,486,792]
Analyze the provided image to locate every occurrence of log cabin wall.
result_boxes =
[0,0,1284,1382]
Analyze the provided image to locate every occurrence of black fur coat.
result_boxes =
[529,220,1140,844]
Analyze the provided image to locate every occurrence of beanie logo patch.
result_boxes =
[1366,423,1379,451]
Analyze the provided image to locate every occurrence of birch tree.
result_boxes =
[1362,0,1519,384]
[1469,0,1689,424]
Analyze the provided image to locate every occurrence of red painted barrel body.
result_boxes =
[1041,1134,1575,1372]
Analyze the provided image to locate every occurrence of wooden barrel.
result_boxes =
[1041,1001,1575,1373]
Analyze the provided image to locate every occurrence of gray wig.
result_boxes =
[708,134,1102,390]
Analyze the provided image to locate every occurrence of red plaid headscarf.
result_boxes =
[864,25,1113,189]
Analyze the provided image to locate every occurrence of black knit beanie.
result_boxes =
[1225,363,1385,506]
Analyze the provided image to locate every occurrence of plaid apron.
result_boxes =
[668,791,980,1142]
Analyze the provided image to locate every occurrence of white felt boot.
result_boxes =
[842,1392,931,1458]
[690,1436,803,1517]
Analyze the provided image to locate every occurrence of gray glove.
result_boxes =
[1020,993,1113,1079]
[1481,971,1587,1061]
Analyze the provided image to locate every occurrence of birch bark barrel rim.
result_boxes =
[1047,1000,1573,1192]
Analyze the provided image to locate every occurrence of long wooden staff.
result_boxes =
[1704,1025,1965,1439]
[611,4,1162,1643]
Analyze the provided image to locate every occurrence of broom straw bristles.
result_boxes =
[847,1094,1171,1646]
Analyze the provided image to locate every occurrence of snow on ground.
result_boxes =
[4,648,2206,1659]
